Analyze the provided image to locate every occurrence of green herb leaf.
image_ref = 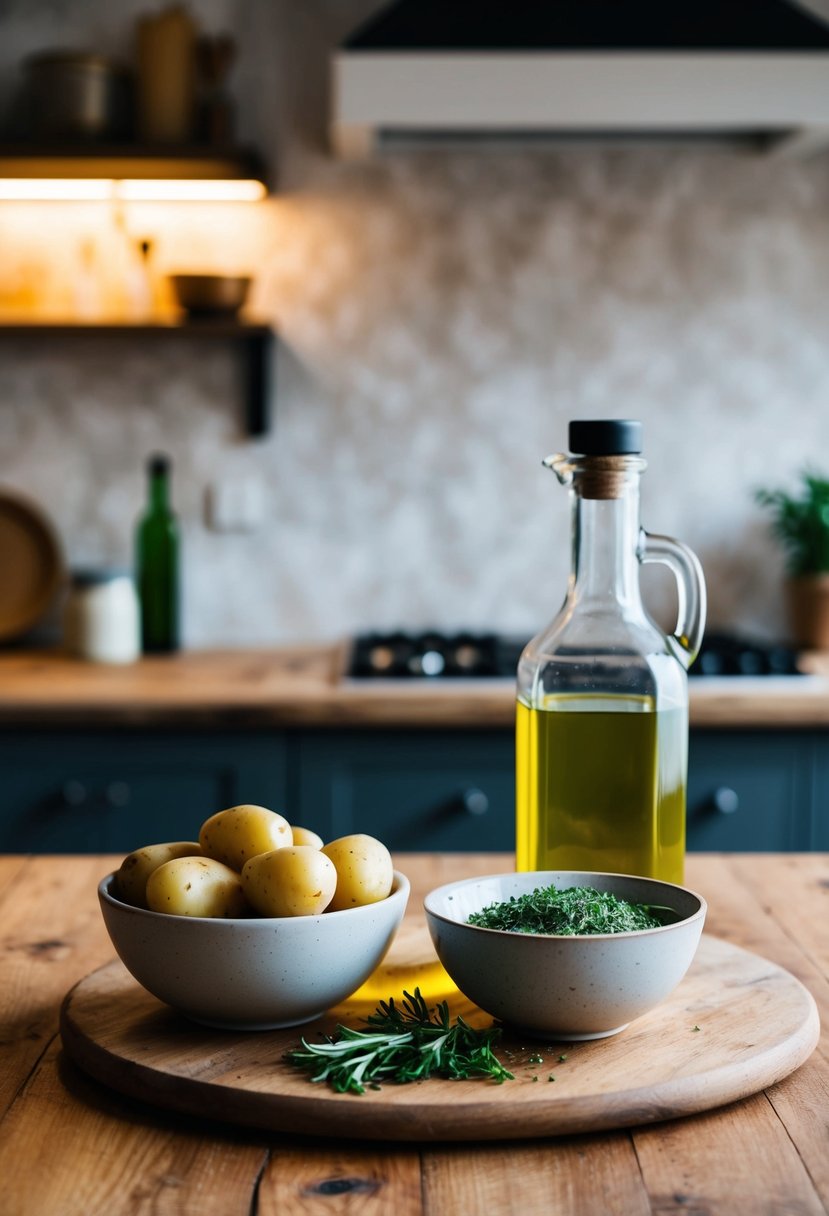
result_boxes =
[467,884,663,935]
[285,988,515,1095]
[755,470,829,575]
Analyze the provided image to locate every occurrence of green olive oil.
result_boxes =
[515,695,686,884]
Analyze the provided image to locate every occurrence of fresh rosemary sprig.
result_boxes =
[285,988,515,1095]
[467,884,664,935]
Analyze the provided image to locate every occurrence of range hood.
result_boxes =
[331,0,829,158]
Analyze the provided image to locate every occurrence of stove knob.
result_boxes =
[454,643,482,672]
[409,649,445,676]
[368,645,395,672]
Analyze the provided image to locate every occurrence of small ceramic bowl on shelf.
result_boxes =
[98,870,410,1030]
[424,870,706,1040]
[168,274,252,318]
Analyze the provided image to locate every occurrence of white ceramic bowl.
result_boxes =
[99,870,410,1030]
[425,871,706,1040]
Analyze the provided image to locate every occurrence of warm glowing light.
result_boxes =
[0,178,266,202]
[0,179,115,201]
[117,179,266,202]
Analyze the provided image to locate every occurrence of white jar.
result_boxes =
[63,570,140,664]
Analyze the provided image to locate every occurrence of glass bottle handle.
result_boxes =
[639,530,707,668]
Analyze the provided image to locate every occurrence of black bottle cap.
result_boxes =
[569,420,643,456]
[148,453,171,476]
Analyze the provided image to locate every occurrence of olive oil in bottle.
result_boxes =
[515,696,687,885]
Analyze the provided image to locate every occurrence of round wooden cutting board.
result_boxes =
[0,490,62,640]
[59,934,819,1142]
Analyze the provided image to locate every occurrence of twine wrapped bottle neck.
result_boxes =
[572,454,647,501]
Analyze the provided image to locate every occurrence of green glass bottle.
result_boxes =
[136,454,180,653]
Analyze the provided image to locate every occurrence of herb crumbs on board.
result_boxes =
[467,885,665,935]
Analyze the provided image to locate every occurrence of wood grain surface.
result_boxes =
[0,853,827,1216]
[59,934,819,1141]
[1,646,828,727]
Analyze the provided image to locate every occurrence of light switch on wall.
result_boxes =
[205,477,266,533]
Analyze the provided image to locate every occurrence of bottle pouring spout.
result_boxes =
[542,453,574,486]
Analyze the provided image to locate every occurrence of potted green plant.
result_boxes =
[756,471,829,649]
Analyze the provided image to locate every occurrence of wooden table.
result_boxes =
[1,853,827,1215]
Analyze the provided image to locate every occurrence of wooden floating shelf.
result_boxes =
[0,320,276,437]
[0,142,266,181]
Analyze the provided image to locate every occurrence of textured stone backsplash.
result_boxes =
[2,1,829,648]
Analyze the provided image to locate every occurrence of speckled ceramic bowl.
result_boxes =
[99,870,409,1030]
[424,871,706,1040]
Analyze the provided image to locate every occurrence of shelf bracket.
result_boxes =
[243,329,275,437]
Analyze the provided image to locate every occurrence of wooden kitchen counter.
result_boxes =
[0,852,826,1215]
[1,645,829,728]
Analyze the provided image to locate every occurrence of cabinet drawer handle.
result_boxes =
[104,782,131,808]
[459,787,490,816]
[710,786,740,815]
[61,780,88,807]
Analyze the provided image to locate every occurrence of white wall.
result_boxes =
[2,0,829,647]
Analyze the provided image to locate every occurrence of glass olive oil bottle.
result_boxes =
[516,421,706,885]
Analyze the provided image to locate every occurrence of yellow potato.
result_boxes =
[242,846,337,917]
[146,856,248,918]
[199,804,291,871]
[321,833,394,912]
[290,824,324,850]
[114,841,203,908]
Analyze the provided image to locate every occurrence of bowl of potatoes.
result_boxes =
[99,804,409,1030]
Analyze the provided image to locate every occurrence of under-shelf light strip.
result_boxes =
[0,179,266,202]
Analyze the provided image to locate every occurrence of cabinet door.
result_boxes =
[687,732,808,852]
[293,731,515,852]
[0,730,287,854]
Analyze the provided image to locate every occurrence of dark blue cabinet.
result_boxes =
[808,735,829,850]
[0,730,287,853]
[293,730,516,851]
[687,732,811,852]
[0,723,823,854]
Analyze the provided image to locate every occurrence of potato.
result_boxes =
[321,833,394,912]
[115,841,203,908]
[242,846,337,917]
[199,804,291,871]
[146,856,248,918]
[290,824,324,850]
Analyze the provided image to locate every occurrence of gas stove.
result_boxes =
[345,631,805,680]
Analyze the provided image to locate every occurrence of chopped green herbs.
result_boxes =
[467,884,664,936]
[286,988,515,1095]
